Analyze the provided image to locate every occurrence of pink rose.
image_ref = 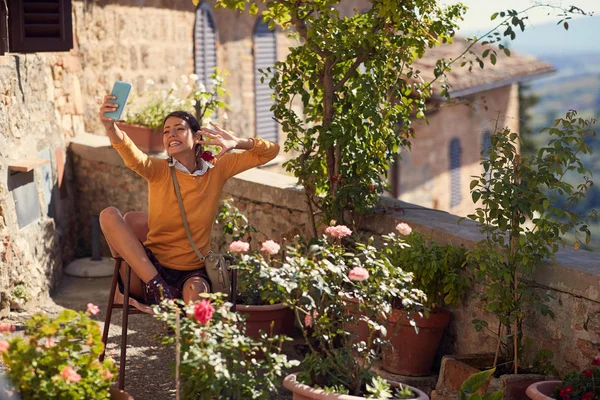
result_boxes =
[0,340,9,353]
[87,303,100,315]
[193,300,215,325]
[61,366,81,383]
[395,222,412,236]
[583,370,593,378]
[0,324,15,332]
[200,151,214,162]
[44,338,56,349]
[325,225,352,239]
[348,266,369,282]
[593,356,600,366]
[104,369,114,381]
[260,240,280,255]
[304,314,313,328]
[229,241,250,253]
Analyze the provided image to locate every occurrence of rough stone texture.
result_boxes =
[69,137,600,379]
[0,53,77,314]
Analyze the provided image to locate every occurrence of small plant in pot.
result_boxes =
[380,222,469,376]
[526,356,600,400]
[256,224,428,399]
[153,294,298,399]
[0,305,125,400]
[464,111,597,377]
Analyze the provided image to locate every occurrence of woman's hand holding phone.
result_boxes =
[98,95,124,144]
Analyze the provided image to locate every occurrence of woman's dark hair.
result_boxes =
[163,110,201,133]
[163,111,203,153]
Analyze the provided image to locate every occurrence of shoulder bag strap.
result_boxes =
[170,167,206,262]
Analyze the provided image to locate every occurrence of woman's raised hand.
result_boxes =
[199,123,251,159]
[98,95,118,131]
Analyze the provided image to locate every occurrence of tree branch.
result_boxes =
[333,50,369,92]
[290,6,329,58]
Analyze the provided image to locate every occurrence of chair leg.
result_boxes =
[231,269,237,313]
[119,263,132,391]
[100,258,121,362]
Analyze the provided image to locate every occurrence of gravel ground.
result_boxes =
[0,275,301,400]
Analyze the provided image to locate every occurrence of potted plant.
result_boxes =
[455,111,597,394]
[153,294,298,399]
[228,238,296,339]
[379,222,469,376]
[254,224,428,399]
[0,305,129,400]
[526,356,600,400]
[117,71,228,153]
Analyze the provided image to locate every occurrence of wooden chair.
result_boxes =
[98,211,238,391]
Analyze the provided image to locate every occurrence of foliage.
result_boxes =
[463,110,598,373]
[214,198,259,253]
[0,307,117,400]
[124,70,228,130]
[243,224,424,397]
[458,368,504,400]
[381,224,469,310]
[554,357,600,400]
[215,0,467,232]
[153,295,298,400]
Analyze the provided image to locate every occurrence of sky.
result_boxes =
[441,0,600,34]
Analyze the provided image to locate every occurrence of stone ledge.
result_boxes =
[69,134,600,303]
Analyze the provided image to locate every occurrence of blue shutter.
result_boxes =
[253,19,278,142]
[449,138,462,208]
[194,3,217,89]
[482,131,492,158]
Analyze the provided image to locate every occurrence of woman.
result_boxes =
[98,95,279,304]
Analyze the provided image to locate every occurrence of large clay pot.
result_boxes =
[342,297,372,346]
[116,122,164,153]
[383,308,450,376]
[283,373,430,400]
[525,381,561,400]
[237,303,293,339]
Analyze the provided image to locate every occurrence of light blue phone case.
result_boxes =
[104,81,132,120]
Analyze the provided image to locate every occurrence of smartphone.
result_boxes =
[104,81,132,120]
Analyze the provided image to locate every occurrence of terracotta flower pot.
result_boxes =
[383,308,450,376]
[237,303,293,339]
[115,122,164,153]
[342,297,373,346]
[283,373,430,400]
[525,380,561,400]
[110,387,134,400]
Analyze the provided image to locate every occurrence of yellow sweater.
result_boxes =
[112,135,280,270]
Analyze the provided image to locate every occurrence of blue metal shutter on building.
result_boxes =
[482,131,492,158]
[194,3,217,89]
[254,19,278,142]
[449,138,462,208]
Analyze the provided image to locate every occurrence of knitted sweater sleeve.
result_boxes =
[111,134,166,182]
[213,137,280,181]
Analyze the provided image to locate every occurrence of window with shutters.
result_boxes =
[253,18,277,142]
[0,0,73,55]
[449,138,462,208]
[194,3,218,90]
[482,130,492,158]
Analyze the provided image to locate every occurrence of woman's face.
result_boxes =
[162,117,197,157]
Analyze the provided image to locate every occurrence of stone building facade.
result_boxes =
[0,0,551,313]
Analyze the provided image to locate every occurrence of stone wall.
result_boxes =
[70,136,600,376]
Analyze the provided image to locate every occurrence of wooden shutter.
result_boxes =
[194,3,217,89]
[449,138,462,208]
[253,19,277,142]
[8,0,73,53]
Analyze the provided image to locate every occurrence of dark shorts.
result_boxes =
[118,243,211,305]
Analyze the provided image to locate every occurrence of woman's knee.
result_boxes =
[99,207,122,227]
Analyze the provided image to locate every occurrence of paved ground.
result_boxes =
[1,275,300,400]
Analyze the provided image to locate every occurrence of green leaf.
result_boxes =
[490,54,497,65]
[564,21,569,30]
[460,368,496,394]
[491,12,499,20]
[503,48,511,57]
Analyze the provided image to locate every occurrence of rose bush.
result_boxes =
[153,295,298,399]
[554,357,600,400]
[0,305,117,400]
[244,225,424,397]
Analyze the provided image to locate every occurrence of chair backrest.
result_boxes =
[105,211,149,259]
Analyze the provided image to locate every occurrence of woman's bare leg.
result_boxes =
[182,276,210,304]
[99,207,158,284]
